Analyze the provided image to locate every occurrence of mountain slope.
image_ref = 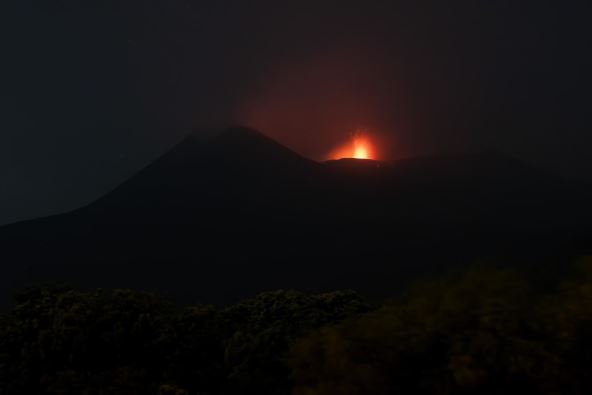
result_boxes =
[0,128,590,307]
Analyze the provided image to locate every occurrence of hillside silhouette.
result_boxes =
[0,127,591,306]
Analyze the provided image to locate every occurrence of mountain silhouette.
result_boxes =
[1,127,590,307]
[90,127,320,222]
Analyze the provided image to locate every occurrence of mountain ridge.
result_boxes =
[0,126,590,308]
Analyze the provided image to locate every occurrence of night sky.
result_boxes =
[2,0,591,226]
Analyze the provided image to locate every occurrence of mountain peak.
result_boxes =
[215,126,269,141]
[212,126,286,149]
[206,126,312,168]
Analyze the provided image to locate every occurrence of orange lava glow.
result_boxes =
[353,136,370,159]
[329,131,376,160]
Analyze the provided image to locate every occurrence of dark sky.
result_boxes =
[2,0,591,225]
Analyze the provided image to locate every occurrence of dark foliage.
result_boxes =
[2,257,592,394]
[0,288,367,394]
[289,257,592,395]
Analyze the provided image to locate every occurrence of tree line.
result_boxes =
[1,257,592,394]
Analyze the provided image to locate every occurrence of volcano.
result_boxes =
[1,127,591,307]
[328,130,378,160]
